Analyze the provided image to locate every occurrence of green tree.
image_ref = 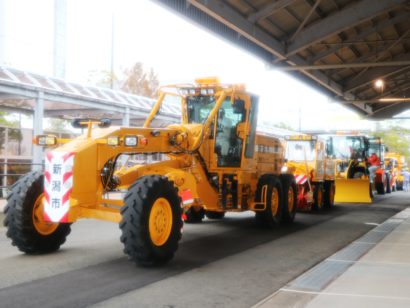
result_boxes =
[0,112,22,153]
[370,126,410,162]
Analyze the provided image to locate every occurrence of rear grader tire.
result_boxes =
[183,207,205,223]
[323,181,335,209]
[280,174,297,223]
[312,183,324,211]
[205,211,225,219]
[120,175,183,266]
[4,171,71,254]
[255,175,283,227]
[386,175,391,194]
[375,181,386,195]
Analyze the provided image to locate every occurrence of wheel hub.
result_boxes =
[149,198,173,246]
[271,187,279,216]
[32,194,59,235]
[288,187,294,212]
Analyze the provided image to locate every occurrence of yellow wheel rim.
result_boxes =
[271,187,279,216]
[288,186,294,213]
[149,198,173,246]
[32,194,59,235]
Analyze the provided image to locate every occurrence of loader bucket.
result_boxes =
[334,178,372,203]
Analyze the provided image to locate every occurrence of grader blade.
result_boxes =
[334,178,372,203]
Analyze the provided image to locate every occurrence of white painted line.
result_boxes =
[370,230,389,233]
[327,258,410,266]
[352,241,377,246]
[355,241,410,247]
[279,288,410,302]
[365,222,380,226]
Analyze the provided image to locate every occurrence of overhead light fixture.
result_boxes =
[374,79,384,90]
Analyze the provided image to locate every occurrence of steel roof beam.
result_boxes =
[287,0,407,56]
[309,11,410,63]
[344,54,410,92]
[175,0,351,100]
[247,0,297,23]
[370,103,410,119]
[288,0,322,43]
[278,61,410,71]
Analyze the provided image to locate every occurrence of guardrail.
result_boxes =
[0,162,44,198]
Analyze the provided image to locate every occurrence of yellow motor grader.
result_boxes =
[4,78,297,266]
[283,135,336,211]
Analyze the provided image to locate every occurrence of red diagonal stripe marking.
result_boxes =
[63,172,73,184]
[62,188,72,205]
[62,152,74,162]
[46,151,54,162]
[44,171,51,183]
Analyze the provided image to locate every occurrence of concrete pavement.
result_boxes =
[255,207,410,308]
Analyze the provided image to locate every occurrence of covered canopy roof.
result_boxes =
[155,0,410,119]
[0,66,180,126]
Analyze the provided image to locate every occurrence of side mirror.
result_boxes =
[236,122,247,139]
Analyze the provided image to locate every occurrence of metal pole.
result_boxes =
[110,12,115,89]
[2,127,8,197]
[122,107,130,127]
[32,91,44,171]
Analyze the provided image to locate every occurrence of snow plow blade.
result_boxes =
[334,178,372,203]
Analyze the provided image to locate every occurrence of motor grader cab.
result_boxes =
[326,134,372,203]
[385,152,406,190]
[4,78,298,267]
[283,135,335,211]
[368,137,393,194]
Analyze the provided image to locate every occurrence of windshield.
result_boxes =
[286,141,316,161]
[330,136,366,159]
[187,95,216,124]
[368,142,381,158]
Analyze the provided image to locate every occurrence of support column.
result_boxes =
[32,91,44,171]
[2,127,8,197]
[122,107,130,127]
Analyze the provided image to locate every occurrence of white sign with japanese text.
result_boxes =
[44,151,74,223]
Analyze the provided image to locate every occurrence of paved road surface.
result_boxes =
[0,193,408,308]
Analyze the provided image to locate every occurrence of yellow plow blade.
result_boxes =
[334,178,372,203]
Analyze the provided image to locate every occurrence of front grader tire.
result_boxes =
[4,171,71,254]
[255,175,283,227]
[205,211,225,219]
[120,175,183,267]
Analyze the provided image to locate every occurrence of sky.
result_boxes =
[0,0,389,132]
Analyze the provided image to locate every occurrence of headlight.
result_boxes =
[35,135,57,146]
[281,166,288,173]
[124,136,138,147]
[107,136,120,146]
